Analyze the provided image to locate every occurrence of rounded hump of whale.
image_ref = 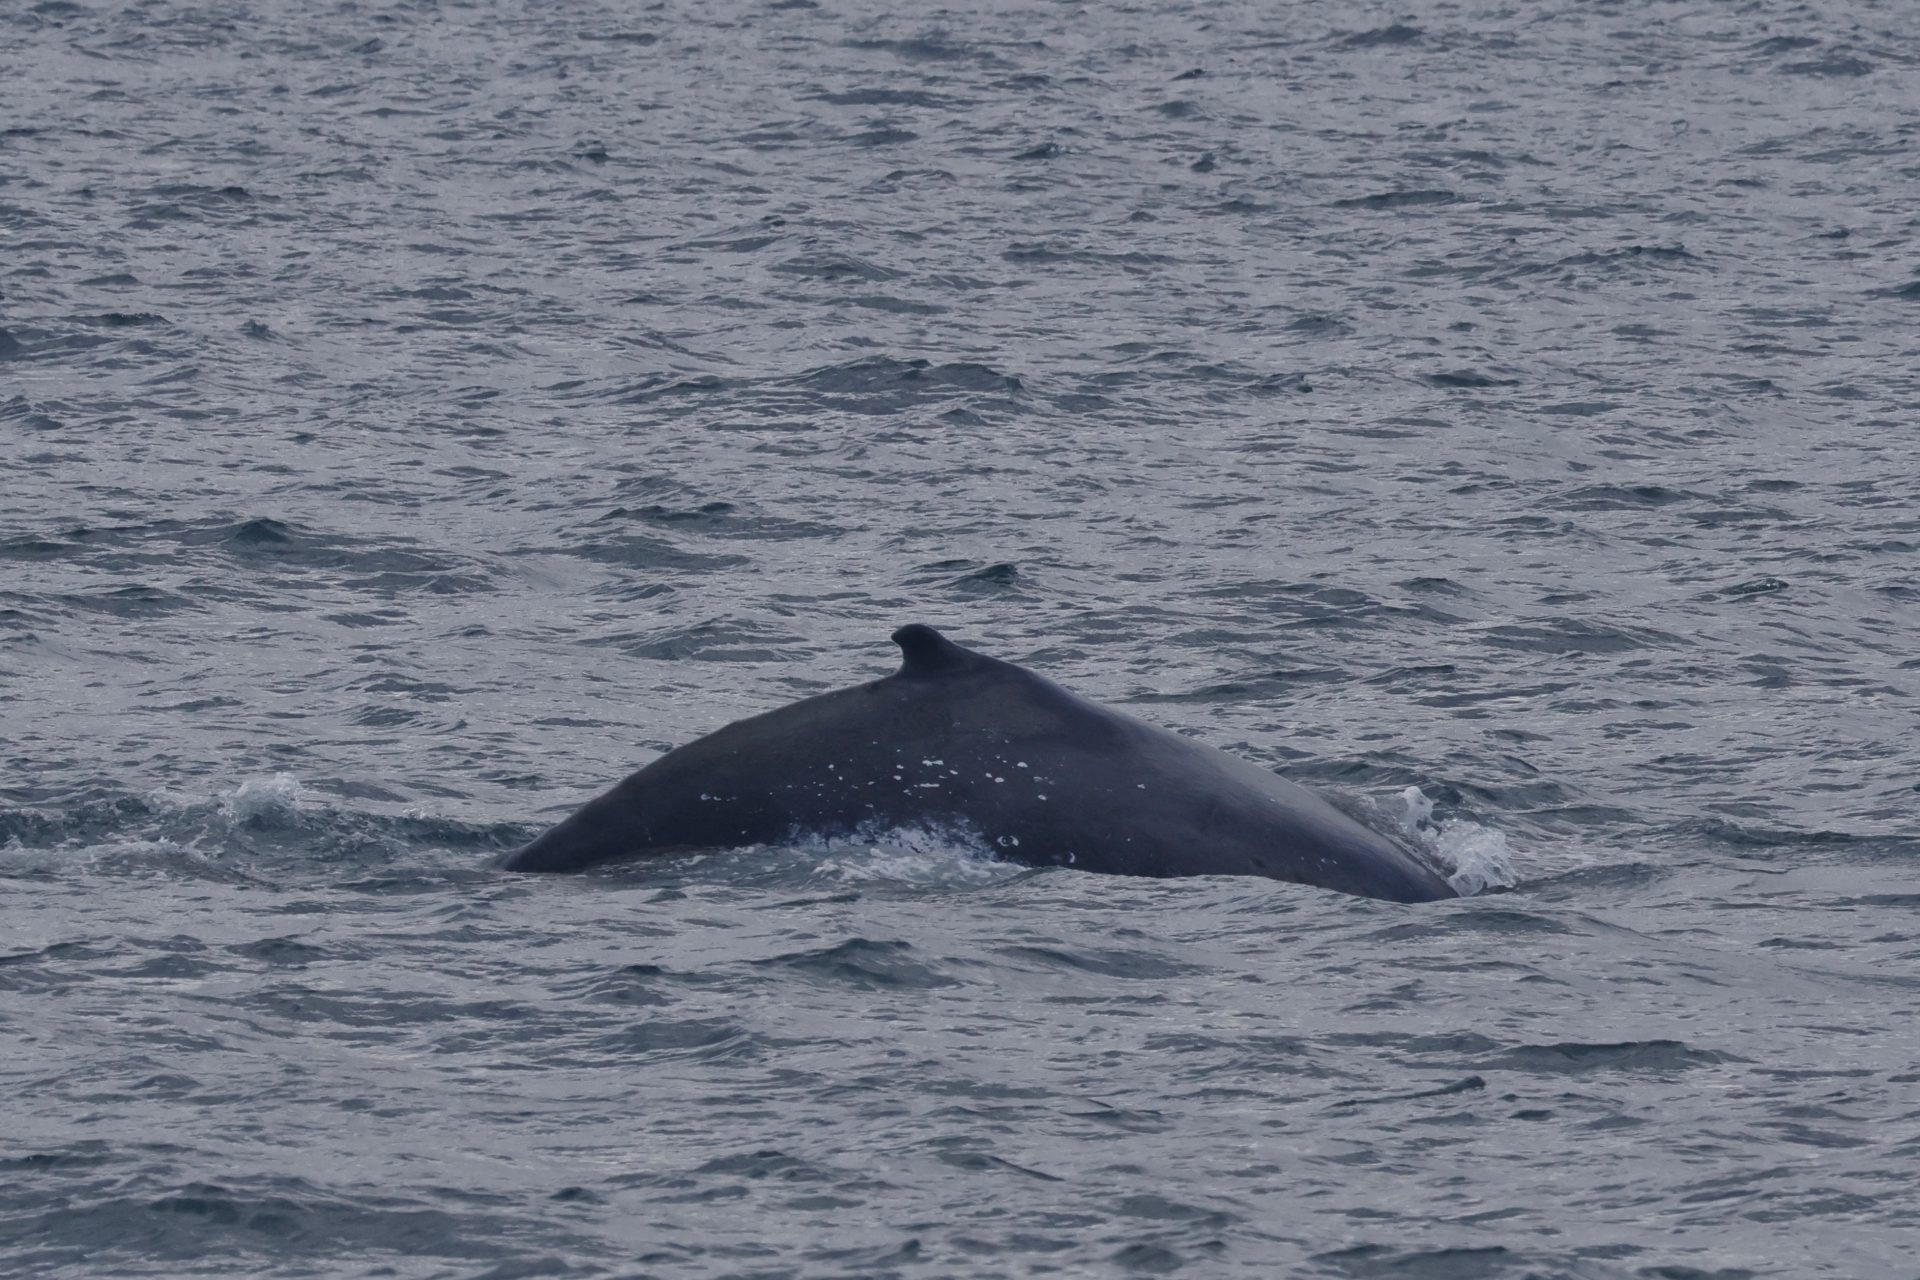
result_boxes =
[501,623,1458,902]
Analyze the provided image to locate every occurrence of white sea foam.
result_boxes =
[805,819,1022,887]
[218,773,307,826]
[1395,785,1518,897]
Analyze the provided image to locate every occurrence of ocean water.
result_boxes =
[4,0,1919,1275]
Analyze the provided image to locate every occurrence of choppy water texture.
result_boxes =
[4,0,1919,1275]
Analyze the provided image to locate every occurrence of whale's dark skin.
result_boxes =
[499,625,1457,903]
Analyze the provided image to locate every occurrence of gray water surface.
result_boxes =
[4,0,1919,1275]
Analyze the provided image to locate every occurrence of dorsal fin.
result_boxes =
[891,624,972,676]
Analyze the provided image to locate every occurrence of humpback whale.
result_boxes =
[499,625,1456,903]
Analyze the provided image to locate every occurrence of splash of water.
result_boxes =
[1395,785,1518,897]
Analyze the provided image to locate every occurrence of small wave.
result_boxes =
[997,943,1201,981]
[2,778,522,885]
[844,36,1001,66]
[1339,23,1423,49]
[27,1177,500,1267]
[792,355,1024,402]
[910,558,1029,597]
[1487,1039,1739,1075]
[768,250,903,282]
[1333,188,1457,210]
[809,87,953,108]
[578,616,806,662]
[0,834,212,880]
[750,938,960,990]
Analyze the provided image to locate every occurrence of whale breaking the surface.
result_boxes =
[499,625,1458,903]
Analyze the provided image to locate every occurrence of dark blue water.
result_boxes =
[4,0,1919,1275]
